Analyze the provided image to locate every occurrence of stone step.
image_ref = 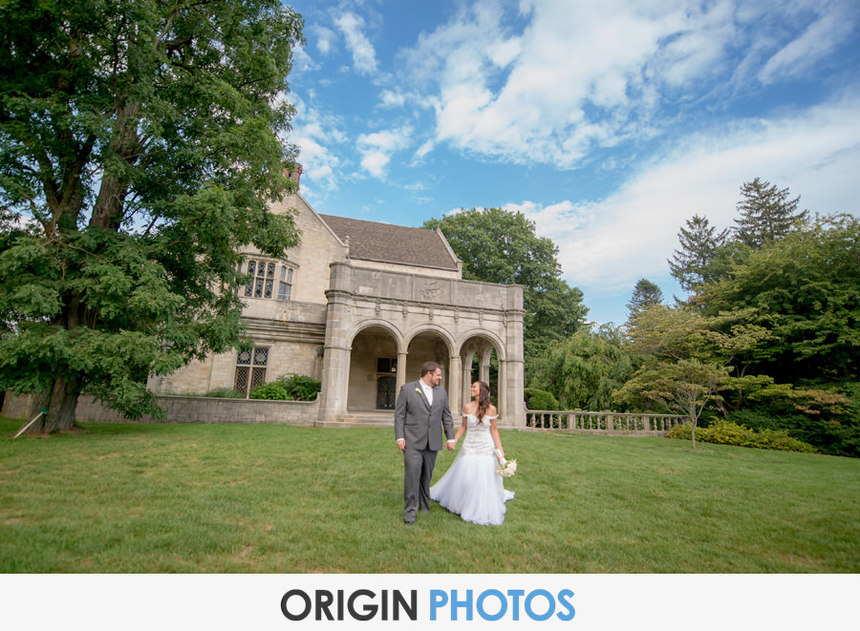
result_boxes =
[315,412,394,428]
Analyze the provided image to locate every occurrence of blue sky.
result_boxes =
[282,0,860,326]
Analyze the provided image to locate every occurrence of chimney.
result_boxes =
[285,163,303,188]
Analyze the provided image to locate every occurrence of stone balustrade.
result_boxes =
[525,409,689,435]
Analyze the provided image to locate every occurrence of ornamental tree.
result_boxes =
[613,359,730,449]
[0,0,304,432]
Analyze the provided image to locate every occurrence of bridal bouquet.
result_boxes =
[497,459,518,477]
[494,449,518,477]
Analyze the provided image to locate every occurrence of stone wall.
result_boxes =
[2,393,318,426]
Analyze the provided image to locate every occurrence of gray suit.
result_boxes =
[394,379,454,523]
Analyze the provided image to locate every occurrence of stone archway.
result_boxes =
[459,335,502,415]
[348,325,400,411]
[317,262,524,426]
[404,330,452,389]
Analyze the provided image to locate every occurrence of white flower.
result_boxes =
[496,457,518,477]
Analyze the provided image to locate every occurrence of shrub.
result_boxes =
[247,375,321,402]
[277,373,321,401]
[524,388,559,411]
[725,408,859,458]
[667,420,817,453]
[666,424,692,440]
[249,381,290,400]
[204,387,245,399]
[724,409,781,432]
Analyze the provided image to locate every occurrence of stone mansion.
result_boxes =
[146,169,527,427]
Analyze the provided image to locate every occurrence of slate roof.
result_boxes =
[319,214,460,271]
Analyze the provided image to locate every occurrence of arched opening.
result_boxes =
[405,330,452,391]
[459,336,501,411]
[348,326,399,411]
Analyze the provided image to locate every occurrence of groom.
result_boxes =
[394,361,455,525]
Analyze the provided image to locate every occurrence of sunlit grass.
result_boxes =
[1,417,857,572]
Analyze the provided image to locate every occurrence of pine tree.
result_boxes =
[734,178,807,248]
[627,279,664,320]
[668,214,729,291]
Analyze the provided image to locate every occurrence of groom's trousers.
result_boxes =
[403,446,437,523]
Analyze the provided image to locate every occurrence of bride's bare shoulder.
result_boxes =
[462,401,477,415]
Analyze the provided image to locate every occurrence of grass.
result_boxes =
[1,417,858,573]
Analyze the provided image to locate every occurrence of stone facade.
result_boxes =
[317,263,525,426]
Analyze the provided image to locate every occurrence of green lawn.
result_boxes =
[1,417,858,573]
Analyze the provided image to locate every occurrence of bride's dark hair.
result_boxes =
[475,381,491,423]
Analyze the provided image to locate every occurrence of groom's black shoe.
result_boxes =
[404,519,414,525]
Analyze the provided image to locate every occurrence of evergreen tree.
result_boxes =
[734,178,807,248]
[627,279,664,320]
[668,214,729,291]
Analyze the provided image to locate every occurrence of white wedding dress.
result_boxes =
[430,414,515,526]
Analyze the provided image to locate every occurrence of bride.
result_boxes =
[430,381,515,525]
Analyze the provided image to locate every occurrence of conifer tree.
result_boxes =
[668,214,729,291]
[734,178,807,248]
[627,279,664,320]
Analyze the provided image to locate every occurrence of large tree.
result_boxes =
[733,177,807,248]
[701,213,860,383]
[0,0,304,432]
[424,207,588,360]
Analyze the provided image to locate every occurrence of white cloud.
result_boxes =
[398,0,856,168]
[291,44,319,74]
[357,127,413,179]
[379,89,406,108]
[412,139,435,162]
[289,98,348,196]
[758,6,857,85]
[335,12,378,75]
[513,96,860,300]
[359,151,390,179]
[314,26,336,56]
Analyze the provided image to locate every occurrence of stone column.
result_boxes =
[501,357,525,428]
[449,354,462,416]
[497,358,506,419]
[480,346,492,384]
[502,286,526,428]
[319,263,354,424]
[396,350,408,393]
[461,352,473,410]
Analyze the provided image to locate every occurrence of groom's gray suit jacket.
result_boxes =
[394,380,454,450]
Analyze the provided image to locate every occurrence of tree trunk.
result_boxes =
[24,392,51,432]
[27,374,83,433]
[688,400,698,450]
